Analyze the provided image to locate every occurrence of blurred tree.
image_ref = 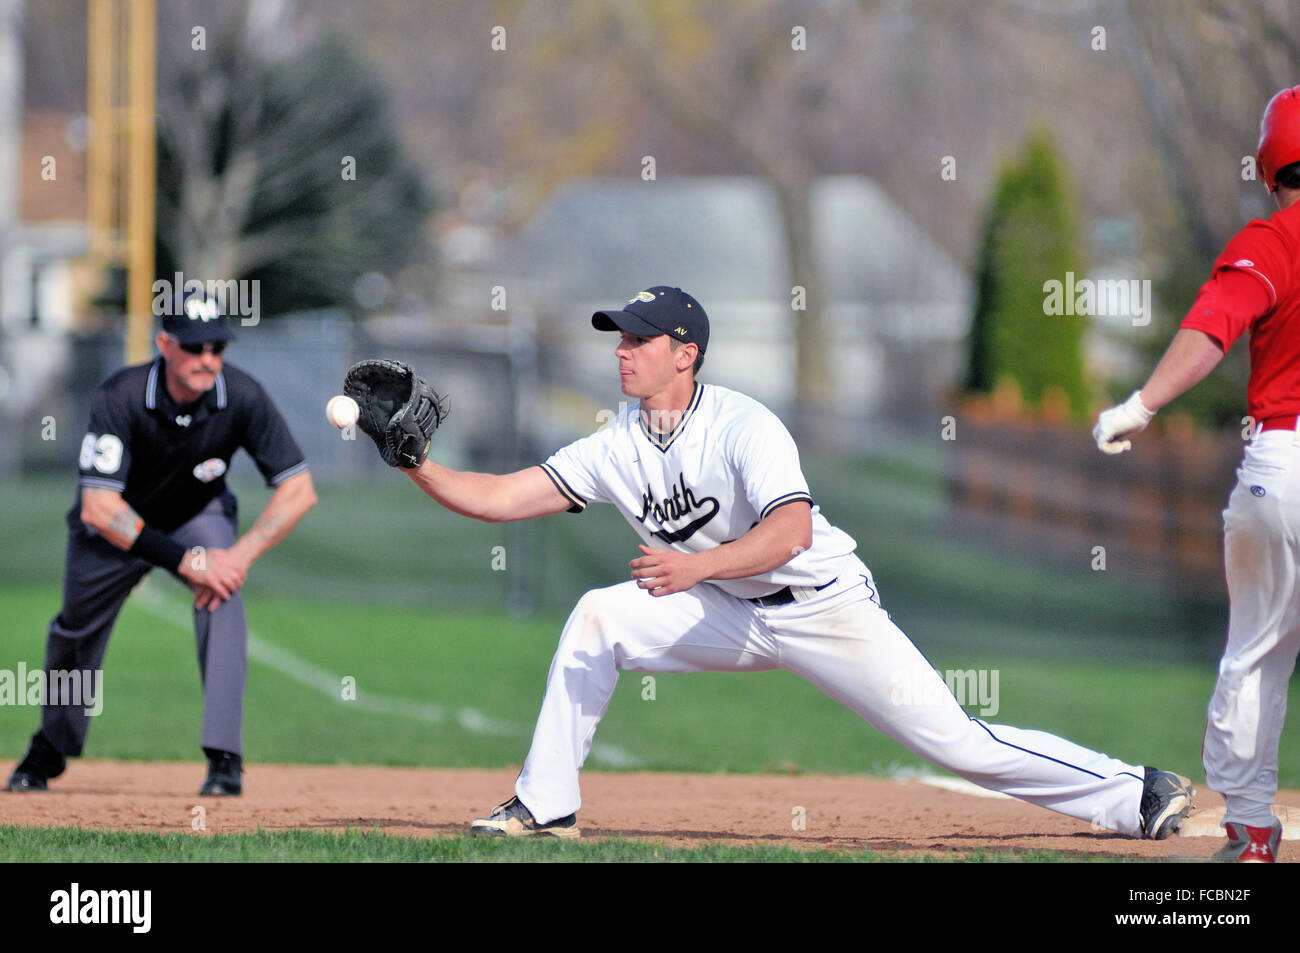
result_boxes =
[300,0,1294,429]
[594,0,878,445]
[153,3,433,318]
[1002,0,1297,427]
[1106,0,1293,426]
[338,0,891,442]
[965,130,1087,417]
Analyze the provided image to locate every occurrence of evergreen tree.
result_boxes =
[154,19,433,319]
[965,131,1086,417]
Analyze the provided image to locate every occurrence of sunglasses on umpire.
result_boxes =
[177,340,227,356]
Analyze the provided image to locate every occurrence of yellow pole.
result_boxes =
[86,0,114,266]
[124,0,155,364]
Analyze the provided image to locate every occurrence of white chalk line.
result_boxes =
[887,766,1013,800]
[131,581,639,768]
[47,591,1285,825]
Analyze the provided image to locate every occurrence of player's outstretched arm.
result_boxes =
[1135,329,1225,412]
[404,459,573,522]
[1093,330,1224,454]
[1095,262,1271,454]
[630,502,813,597]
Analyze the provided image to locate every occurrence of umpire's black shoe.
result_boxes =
[7,731,67,793]
[199,748,243,797]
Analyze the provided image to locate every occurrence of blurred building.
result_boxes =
[0,0,96,476]
[503,175,972,447]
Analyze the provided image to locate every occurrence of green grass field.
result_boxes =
[0,581,1253,776]
[0,827,1136,863]
[0,453,1288,862]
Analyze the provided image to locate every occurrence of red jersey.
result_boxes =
[1180,201,1300,422]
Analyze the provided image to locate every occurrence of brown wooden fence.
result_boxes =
[946,411,1245,598]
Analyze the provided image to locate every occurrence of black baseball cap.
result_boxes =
[592,286,709,355]
[160,290,237,345]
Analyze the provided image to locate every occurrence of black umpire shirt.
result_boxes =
[68,358,307,535]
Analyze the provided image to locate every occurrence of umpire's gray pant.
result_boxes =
[41,496,247,757]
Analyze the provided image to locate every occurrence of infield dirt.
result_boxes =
[3,760,1293,861]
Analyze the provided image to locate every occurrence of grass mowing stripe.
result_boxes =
[128,583,641,768]
[4,583,1294,784]
[0,826,1134,863]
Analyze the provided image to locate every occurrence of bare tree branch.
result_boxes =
[1108,0,1220,261]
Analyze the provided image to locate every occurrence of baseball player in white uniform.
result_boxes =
[1094,85,1300,863]
[394,285,1192,843]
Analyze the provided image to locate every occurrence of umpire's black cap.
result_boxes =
[161,289,237,345]
[592,286,709,355]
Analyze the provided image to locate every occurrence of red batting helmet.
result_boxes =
[1258,85,1300,192]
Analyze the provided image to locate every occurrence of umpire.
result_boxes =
[6,293,317,796]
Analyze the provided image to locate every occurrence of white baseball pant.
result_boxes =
[1204,427,1300,827]
[515,555,1147,834]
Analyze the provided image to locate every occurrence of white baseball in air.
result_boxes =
[326,394,359,429]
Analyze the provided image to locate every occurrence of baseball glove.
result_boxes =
[343,359,448,469]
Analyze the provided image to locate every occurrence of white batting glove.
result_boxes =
[1092,391,1155,454]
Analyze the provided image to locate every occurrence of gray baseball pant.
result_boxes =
[40,495,248,757]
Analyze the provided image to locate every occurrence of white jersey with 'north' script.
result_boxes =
[539,382,858,599]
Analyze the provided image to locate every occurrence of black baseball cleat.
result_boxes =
[199,748,243,797]
[6,731,67,793]
[470,795,580,839]
[1139,767,1195,839]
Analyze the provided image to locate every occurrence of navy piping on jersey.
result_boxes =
[860,573,880,607]
[971,719,1146,784]
[538,463,587,513]
[269,461,310,486]
[760,491,813,520]
[639,382,703,453]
